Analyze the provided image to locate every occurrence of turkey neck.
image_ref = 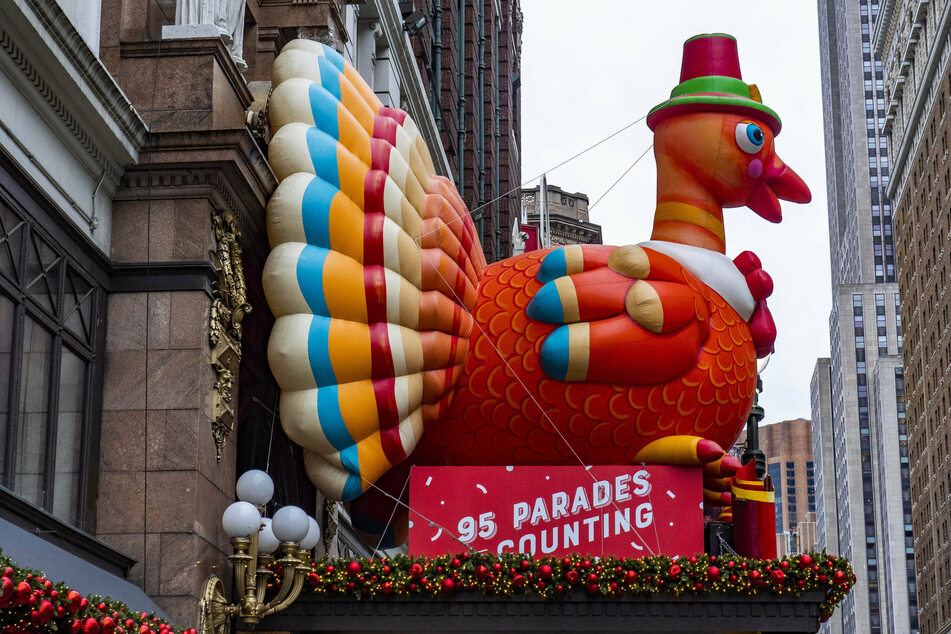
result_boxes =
[650,155,726,254]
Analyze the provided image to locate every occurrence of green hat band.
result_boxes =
[670,75,751,100]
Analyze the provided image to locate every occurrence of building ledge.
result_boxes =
[0,0,148,177]
[257,591,827,633]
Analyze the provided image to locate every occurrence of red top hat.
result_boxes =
[647,33,781,134]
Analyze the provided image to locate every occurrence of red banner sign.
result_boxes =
[408,465,703,558]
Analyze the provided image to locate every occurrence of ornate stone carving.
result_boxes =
[209,208,251,461]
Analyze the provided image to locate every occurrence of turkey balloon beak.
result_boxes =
[745,154,812,223]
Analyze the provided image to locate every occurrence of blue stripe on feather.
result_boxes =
[300,176,335,248]
[318,56,341,100]
[308,83,339,139]
[305,127,340,188]
[306,315,337,386]
[296,245,331,317]
[320,43,346,71]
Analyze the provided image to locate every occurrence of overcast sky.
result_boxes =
[519,1,830,425]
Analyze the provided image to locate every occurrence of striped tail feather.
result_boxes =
[264,41,484,502]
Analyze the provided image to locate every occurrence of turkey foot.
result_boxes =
[633,435,737,508]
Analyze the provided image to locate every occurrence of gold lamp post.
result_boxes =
[198,470,320,634]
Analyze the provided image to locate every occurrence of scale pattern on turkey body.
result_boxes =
[415,249,758,467]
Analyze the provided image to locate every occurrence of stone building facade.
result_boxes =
[876,0,951,631]
[815,0,918,632]
[0,0,505,626]
[759,418,817,557]
[520,183,603,247]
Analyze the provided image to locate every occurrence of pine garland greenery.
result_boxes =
[2,548,854,631]
[293,551,853,623]
[0,552,192,634]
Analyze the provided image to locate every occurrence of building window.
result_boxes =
[0,176,105,528]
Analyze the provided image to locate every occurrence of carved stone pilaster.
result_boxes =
[209,208,251,461]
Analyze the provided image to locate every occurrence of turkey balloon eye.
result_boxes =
[735,122,765,154]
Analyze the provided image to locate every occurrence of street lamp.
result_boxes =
[742,353,772,479]
[198,470,321,634]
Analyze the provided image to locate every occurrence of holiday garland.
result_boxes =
[0,552,193,634]
[296,551,854,622]
[2,548,854,631]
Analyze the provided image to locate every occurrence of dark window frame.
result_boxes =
[0,151,108,534]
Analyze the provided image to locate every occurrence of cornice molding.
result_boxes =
[20,0,148,146]
[0,24,119,186]
[115,128,278,237]
[0,0,147,179]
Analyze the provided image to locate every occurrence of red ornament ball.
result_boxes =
[668,564,681,578]
[770,570,786,584]
[512,574,526,588]
[409,563,424,578]
[707,566,720,580]
[441,578,455,594]
[565,570,580,585]
[798,554,813,568]
[84,617,101,634]
[538,564,553,580]
[346,561,362,576]
[520,560,531,570]
[475,565,489,579]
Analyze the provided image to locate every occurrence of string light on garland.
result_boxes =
[0,552,192,634]
[299,551,853,622]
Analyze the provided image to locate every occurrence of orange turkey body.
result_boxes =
[416,248,758,467]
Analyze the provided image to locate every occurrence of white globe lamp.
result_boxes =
[271,505,309,543]
[221,501,261,538]
[299,517,321,551]
[257,517,280,555]
[235,470,274,506]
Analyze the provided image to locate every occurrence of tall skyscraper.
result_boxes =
[759,418,817,556]
[876,1,951,631]
[812,358,843,634]
[815,0,918,632]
